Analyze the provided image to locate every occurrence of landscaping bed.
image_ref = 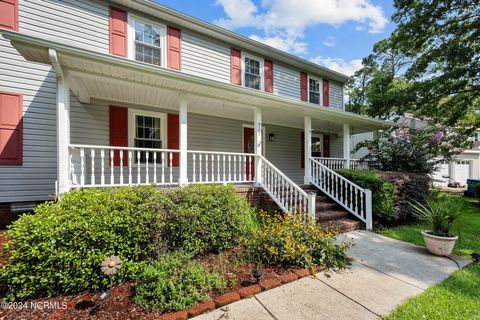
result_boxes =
[0,185,349,319]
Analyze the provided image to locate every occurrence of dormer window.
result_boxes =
[128,16,167,67]
[242,54,264,90]
[308,77,320,104]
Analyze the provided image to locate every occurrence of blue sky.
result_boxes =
[153,0,395,76]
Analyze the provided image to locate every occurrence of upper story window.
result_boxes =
[128,16,167,67]
[242,54,264,90]
[308,78,320,104]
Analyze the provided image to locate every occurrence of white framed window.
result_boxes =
[312,134,323,157]
[128,109,167,163]
[308,75,322,105]
[242,53,264,90]
[127,15,167,67]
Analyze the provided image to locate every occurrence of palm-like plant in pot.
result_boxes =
[411,196,465,256]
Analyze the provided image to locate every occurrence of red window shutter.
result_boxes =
[300,131,305,169]
[109,7,127,57]
[167,114,179,167]
[0,0,18,31]
[230,48,241,85]
[109,106,128,166]
[264,59,273,93]
[323,79,330,107]
[0,91,22,165]
[167,26,181,70]
[323,135,330,157]
[300,72,308,101]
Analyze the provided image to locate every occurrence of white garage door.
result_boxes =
[453,161,470,186]
[432,161,449,187]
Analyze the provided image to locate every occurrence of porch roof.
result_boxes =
[3,31,393,134]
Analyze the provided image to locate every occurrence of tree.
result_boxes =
[347,0,480,156]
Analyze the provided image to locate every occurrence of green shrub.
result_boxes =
[249,212,349,269]
[164,184,260,254]
[337,169,395,221]
[0,186,168,300]
[134,252,226,313]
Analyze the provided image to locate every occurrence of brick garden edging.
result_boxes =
[177,267,316,319]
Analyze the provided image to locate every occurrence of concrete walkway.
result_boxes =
[193,230,471,320]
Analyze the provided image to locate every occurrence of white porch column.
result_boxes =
[254,107,263,185]
[343,123,351,169]
[178,93,188,186]
[50,49,71,195]
[304,116,312,184]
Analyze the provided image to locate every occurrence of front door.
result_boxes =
[243,127,255,179]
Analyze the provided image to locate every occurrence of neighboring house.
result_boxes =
[432,132,480,187]
[0,0,390,228]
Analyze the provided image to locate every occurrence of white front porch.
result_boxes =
[4,33,390,228]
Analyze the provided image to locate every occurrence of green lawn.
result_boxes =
[385,264,480,320]
[379,195,480,320]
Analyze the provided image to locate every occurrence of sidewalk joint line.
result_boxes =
[254,295,279,320]
[352,259,426,290]
[315,277,382,318]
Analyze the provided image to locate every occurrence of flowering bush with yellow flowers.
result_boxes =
[249,212,349,269]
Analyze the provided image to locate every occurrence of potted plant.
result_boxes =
[411,196,465,256]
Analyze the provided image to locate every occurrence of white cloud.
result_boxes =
[322,36,336,47]
[310,56,363,76]
[249,34,307,54]
[214,0,388,53]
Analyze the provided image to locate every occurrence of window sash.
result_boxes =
[244,57,261,90]
[133,114,164,163]
[131,18,164,66]
[309,78,320,104]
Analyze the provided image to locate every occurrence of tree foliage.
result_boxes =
[346,0,480,156]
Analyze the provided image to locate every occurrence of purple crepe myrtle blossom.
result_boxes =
[431,131,444,142]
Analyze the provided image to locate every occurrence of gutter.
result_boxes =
[2,30,391,129]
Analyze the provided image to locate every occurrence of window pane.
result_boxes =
[134,20,162,66]
[309,79,320,104]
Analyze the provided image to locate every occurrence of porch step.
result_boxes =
[324,218,363,233]
[316,210,348,221]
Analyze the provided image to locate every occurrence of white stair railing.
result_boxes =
[259,155,316,222]
[312,157,372,171]
[188,150,255,184]
[69,145,180,187]
[310,157,372,230]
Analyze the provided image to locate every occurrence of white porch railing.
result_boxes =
[188,150,255,184]
[313,157,372,170]
[310,157,372,230]
[68,144,316,221]
[69,144,180,187]
[259,155,315,221]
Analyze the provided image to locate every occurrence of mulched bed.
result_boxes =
[0,246,317,320]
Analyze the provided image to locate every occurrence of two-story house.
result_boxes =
[0,0,391,228]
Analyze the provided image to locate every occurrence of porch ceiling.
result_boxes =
[3,31,393,134]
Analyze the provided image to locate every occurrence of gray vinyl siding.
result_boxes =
[181,31,231,83]
[329,81,343,110]
[19,0,109,53]
[330,135,344,158]
[0,36,57,203]
[273,63,301,100]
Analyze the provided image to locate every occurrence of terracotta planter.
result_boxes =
[421,230,458,256]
